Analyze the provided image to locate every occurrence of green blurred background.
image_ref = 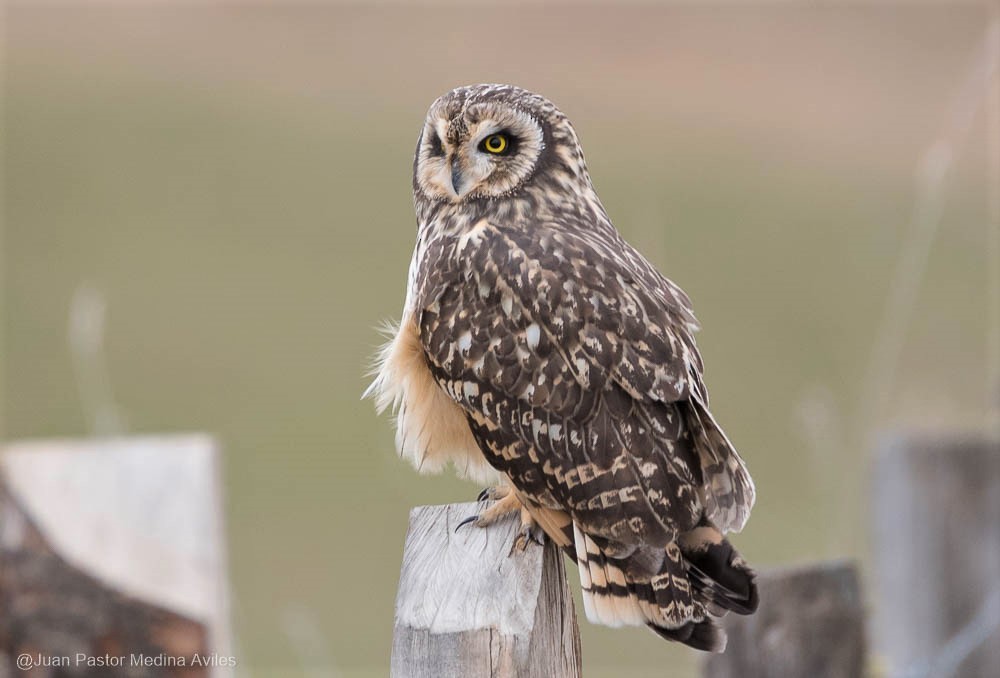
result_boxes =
[3,3,996,676]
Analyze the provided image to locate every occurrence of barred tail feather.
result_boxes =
[571,520,758,653]
[573,525,647,627]
[572,525,728,652]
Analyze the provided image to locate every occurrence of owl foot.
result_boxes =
[456,489,521,531]
[455,492,545,552]
[510,506,547,554]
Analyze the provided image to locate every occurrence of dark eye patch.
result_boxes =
[427,129,445,157]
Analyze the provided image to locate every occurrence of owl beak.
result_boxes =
[450,159,466,197]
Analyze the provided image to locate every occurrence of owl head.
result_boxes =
[413,84,590,203]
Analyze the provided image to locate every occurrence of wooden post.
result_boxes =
[0,435,233,677]
[702,560,866,678]
[391,502,581,678]
[872,433,1000,677]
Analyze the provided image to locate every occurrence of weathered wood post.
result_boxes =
[872,433,1000,677]
[0,435,233,677]
[702,560,866,678]
[391,502,581,678]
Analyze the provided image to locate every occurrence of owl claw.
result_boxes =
[476,485,511,503]
[455,514,479,532]
[456,489,522,534]
[510,522,546,554]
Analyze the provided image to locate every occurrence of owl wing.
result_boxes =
[416,219,754,538]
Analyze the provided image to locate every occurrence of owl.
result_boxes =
[367,84,757,651]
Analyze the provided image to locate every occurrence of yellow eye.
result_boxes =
[481,133,509,155]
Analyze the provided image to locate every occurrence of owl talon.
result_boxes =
[476,485,511,503]
[507,504,546,555]
[455,514,479,532]
[530,525,546,545]
[510,523,546,555]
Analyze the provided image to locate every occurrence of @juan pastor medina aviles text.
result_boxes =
[16,653,237,670]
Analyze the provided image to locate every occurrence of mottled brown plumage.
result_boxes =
[367,84,757,651]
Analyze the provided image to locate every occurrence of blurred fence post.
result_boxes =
[702,560,866,678]
[872,433,1000,677]
[391,502,581,678]
[0,435,233,677]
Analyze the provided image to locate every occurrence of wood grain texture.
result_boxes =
[872,433,1000,677]
[702,560,865,678]
[391,503,581,678]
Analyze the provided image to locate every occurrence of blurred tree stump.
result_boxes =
[872,433,1000,677]
[702,560,865,678]
[0,436,232,677]
[391,502,581,678]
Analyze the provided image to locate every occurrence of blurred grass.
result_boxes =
[2,5,994,677]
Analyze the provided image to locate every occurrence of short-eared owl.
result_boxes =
[367,84,757,651]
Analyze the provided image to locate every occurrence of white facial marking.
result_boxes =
[415,99,544,202]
